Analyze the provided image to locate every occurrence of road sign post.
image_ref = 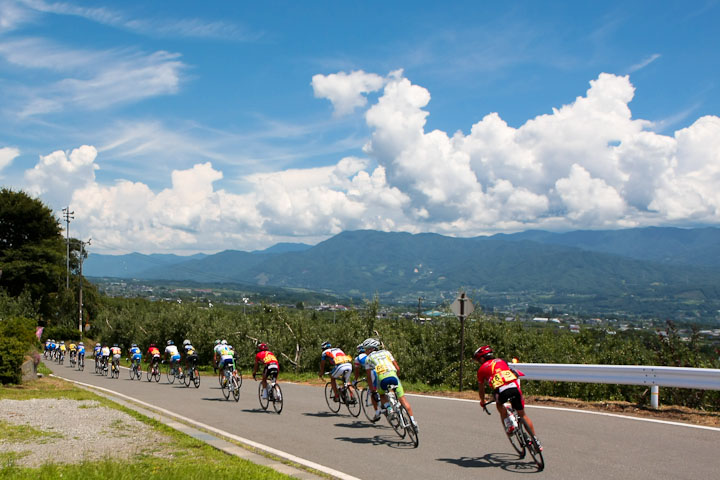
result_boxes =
[451,292,474,391]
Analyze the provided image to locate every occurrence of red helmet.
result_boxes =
[473,345,493,361]
[258,343,268,351]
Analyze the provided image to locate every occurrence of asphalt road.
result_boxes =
[52,361,719,479]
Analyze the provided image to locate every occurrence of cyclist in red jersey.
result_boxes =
[474,345,541,449]
[252,343,279,399]
[147,344,161,369]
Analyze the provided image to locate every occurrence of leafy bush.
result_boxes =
[0,316,37,384]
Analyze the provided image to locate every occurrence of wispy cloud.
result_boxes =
[18,0,260,41]
[627,53,661,73]
[0,37,186,116]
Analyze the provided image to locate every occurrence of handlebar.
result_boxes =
[482,400,496,415]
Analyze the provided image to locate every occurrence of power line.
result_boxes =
[61,206,74,289]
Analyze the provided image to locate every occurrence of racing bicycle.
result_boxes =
[324,378,361,417]
[128,358,142,380]
[256,370,283,414]
[221,365,241,402]
[147,359,161,382]
[382,384,418,448]
[183,358,201,388]
[484,399,544,471]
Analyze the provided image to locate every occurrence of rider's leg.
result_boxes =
[398,395,415,417]
[518,410,537,436]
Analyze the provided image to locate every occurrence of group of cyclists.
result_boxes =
[46,334,540,451]
[43,339,86,367]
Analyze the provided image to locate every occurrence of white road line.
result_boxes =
[405,393,720,432]
[52,374,361,480]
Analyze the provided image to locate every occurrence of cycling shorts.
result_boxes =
[170,354,181,362]
[495,386,525,411]
[221,358,234,368]
[378,374,404,397]
[132,354,142,360]
[331,363,352,382]
[263,364,279,378]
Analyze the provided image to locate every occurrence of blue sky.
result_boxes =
[1,1,719,254]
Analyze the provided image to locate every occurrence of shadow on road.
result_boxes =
[335,434,416,449]
[437,453,539,473]
[334,420,384,430]
[303,411,340,418]
[201,397,232,402]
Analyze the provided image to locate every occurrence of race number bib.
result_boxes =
[491,370,517,389]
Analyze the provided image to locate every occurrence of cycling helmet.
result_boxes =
[356,344,365,354]
[183,339,191,346]
[214,339,220,345]
[362,338,380,350]
[321,341,331,350]
[96,342,100,347]
[131,343,137,347]
[473,345,493,361]
[113,343,118,347]
[79,342,84,346]
[150,343,156,347]
[167,340,174,346]
[221,339,227,345]
[60,340,65,344]
[258,343,268,351]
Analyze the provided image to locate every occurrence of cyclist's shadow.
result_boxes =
[335,434,416,449]
[437,453,538,473]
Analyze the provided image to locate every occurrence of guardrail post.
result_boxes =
[650,385,659,409]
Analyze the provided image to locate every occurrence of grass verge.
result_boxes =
[0,377,294,480]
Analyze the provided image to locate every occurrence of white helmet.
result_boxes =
[221,339,227,345]
[362,338,380,350]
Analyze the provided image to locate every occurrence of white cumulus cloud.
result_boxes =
[19,71,720,253]
[0,146,20,171]
[312,70,387,116]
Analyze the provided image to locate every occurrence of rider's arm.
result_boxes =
[478,382,486,406]
[392,359,400,373]
[366,368,375,392]
[318,359,326,378]
[252,358,259,377]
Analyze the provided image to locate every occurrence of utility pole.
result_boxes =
[78,238,91,334]
[62,207,74,289]
[417,297,423,322]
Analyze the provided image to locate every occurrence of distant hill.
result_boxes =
[500,227,720,267]
[84,228,720,319]
[82,252,207,278]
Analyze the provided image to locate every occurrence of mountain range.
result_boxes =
[84,227,720,318]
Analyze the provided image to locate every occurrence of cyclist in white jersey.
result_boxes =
[165,340,182,376]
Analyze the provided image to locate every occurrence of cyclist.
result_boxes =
[217,340,235,381]
[353,343,379,418]
[212,339,222,373]
[474,345,541,450]
[147,343,161,372]
[363,338,417,428]
[165,340,182,377]
[93,342,102,369]
[59,341,67,361]
[183,339,198,373]
[252,343,279,399]
[77,341,85,368]
[68,341,77,364]
[110,343,122,374]
[318,341,353,403]
[101,343,111,370]
[44,338,52,357]
[129,343,142,371]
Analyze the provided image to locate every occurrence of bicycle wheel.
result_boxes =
[345,384,361,417]
[360,389,377,422]
[237,371,243,388]
[154,367,161,382]
[221,373,230,400]
[272,384,283,414]
[232,376,240,402]
[325,382,341,413]
[193,368,200,388]
[507,421,526,457]
[184,368,191,387]
[167,365,175,384]
[386,396,404,438]
[258,383,269,410]
[147,366,153,381]
[399,405,419,448]
[518,417,544,471]
[129,365,135,380]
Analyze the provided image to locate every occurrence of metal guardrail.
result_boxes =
[513,363,720,408]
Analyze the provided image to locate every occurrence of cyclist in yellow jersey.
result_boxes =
[318,341,353,402]
[362,338,417,428]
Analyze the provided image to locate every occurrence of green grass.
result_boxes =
[0,420,63,443]
[0,377,294,480]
